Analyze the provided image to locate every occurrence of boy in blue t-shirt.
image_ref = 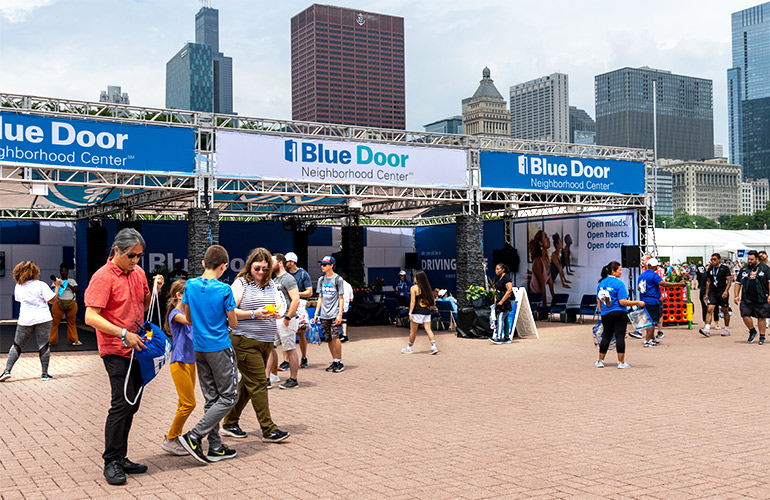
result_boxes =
[637,257,678,347]
[178,245,238,465]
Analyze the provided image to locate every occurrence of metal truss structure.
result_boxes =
[0,93,653,229]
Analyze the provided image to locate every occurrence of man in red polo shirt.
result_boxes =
[84,228,163,486]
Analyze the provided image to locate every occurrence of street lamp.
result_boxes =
[663,220,667,229]
[693,221,698,229]
[746,222,750,229]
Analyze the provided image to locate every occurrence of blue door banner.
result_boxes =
[480,151,645,195]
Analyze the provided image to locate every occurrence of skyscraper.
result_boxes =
[595,67,713,161]
[569,106,596,144]
[99,85,129,105]
[291,4,405,129]
[728,2,770,178]
[424,116,463,134]
[165,4,233,114]
[509,73,569,142]
[462,67,510,137]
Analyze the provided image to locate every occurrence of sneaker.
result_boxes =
[300,357,308,368]
[41,373,53,381]
[119,458,147,474]
[656,331,665,339]
[267,379,272,389]
[332,362,345,373]
[760,336,766,345]
[748,331,758,343]
[262,429,290,443]
[69,341,83,346]
[325,361,337,372]
[699,328,710,337]
[401,346,414,353]
[721,328,730,336]
[628,331,643,339]
[279,378,299,389]
[617,362,631,369]
[177,432,208,464]
[207,444,237,462]
[278,361,290,371]
[489,337,503,345]
[643,340,651,348]
[340,334,349,343]
[269,373,281,384]
[161,438,189,456]
[430,345,439,355]
[103,460,126,485]
[649,339,659,346]
[221,424,247,439]
[503,336,512,344]
[0,371,11,382]
[594,360,604,368]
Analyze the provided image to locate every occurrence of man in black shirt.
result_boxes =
[695,259,708,324]
[734,250,770,344]
[699,253,732,337]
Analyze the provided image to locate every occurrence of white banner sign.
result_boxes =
[215,131,468,188]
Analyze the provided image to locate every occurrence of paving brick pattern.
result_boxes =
[1,308,769,499]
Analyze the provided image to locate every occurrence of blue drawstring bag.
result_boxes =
[306,321,322,345]
[124,286,172,404]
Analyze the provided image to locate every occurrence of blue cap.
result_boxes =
[319,256,336,265]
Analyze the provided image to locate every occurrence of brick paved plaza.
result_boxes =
[2,311,769,499]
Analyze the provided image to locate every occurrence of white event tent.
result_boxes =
[652,228,770,263]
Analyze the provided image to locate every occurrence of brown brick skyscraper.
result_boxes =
[291,4,405,129]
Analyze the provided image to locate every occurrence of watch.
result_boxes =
[284,315,291,321]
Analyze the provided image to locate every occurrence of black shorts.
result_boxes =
[645,303,662,324]
[707,289,730,309]
[739,301,770,319]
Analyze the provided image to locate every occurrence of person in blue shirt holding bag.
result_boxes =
[596,261,645,369]
[638,257,680,347]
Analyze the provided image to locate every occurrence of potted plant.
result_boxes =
[370,277,385,302]
[466,285,494,308]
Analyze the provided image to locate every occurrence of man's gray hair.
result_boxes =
[112,228,145,254]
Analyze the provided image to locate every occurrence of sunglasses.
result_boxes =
[126,252,144,259]
[321,263,331,267]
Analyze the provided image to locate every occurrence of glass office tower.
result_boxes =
[165,43,213,112]
[729,2,770,179]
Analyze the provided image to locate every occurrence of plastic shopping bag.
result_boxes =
[306,320,322,345]
[627,306,653,332]
[592,321,616,351]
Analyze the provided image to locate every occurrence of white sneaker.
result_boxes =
[721,328,730,336]
[643,340,651,348]
[430,345,438,355]
[401,346,413,354]
[617,362,631,369]
[269,373,281,384]
[594,360,604,368]
[161,438,189,456]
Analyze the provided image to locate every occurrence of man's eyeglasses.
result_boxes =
[126,252,144,259]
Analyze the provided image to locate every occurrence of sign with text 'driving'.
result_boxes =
[215,131,468,188]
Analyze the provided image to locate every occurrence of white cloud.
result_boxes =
[0,0,55,23]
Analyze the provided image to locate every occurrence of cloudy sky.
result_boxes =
[0,0,754,149]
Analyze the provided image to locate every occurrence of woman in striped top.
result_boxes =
[220,248,290,443]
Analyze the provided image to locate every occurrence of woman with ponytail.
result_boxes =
[596,261,645,369]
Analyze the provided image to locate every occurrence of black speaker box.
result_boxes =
[620,245,641,268]
[492,247,520,273]
[405,252,418,269]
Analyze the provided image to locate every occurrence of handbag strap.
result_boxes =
[146,279,161,324]
[123,352,143,405]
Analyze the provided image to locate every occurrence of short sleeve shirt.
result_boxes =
[84,260,150,358]
[708,264,731,291]
[15,280,55,326]
[182,277,236,352]
[51,278,78,301]
[639,270,663,305]
[494,274,513,312]
[597,276,628,315]
[168,307,195,364]
[317,274,344,319]
[274,273,298,315]
[289,268,312,293]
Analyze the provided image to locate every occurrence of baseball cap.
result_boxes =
[319,256,336,265]
[285,252,298,263]
[399,270,406,275]
[438,289,447,297]
[647,257,660,267]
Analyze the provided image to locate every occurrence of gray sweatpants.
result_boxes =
[191,347,238,450]
[5,321,51,374]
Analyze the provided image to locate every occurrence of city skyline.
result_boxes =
[0,0,745,147]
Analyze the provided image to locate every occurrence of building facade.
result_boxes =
[728,2,770,178]
[424,116,463,134]
[166,43,213,112]
[741,178,770,214]
[662,159,741,219]
[595,66,714,161]
[509,73,569,142]
[195,6,233,114]
[648,167,673,217]
[462,67,510,137]
[291,4,405,129]
[569,106,596,144]
[99,85,129,105]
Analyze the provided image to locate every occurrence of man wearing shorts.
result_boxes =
[700,253,732,337]
[637,257,678,347]
[734,250,770,344]
[272,253,301,389]
[314,256,345,372]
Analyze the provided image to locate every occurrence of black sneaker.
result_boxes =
[760,336,766,345]
[628,331,643,339]
[748,330,758,343]
[103,460,126,485]
[332,362,345,373]
[279,378,299,389]
[119,457,147,474]
[221,424,247,438]
[340,334,349,343]
[300,357,308,368]
[325,361,338,372]
[207,444,237,462]
[177,432,209,464]
[278,361,290,371]
[262,429,290,443]
[656,331,665,339]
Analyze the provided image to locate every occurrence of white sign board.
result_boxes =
[216,132,468,188]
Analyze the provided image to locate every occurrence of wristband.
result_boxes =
[250,310,256,319]
[121,328,127,347]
